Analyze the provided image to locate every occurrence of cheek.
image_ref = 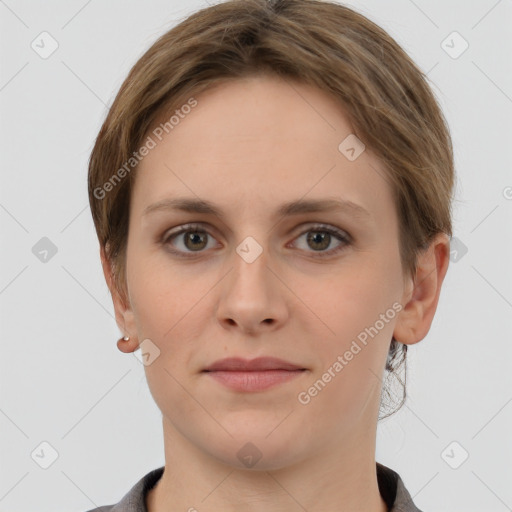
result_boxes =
[313,259,398,335]
[305,256,400,386]
[128,253,200,332]
[297,277,396,428]
[127,256,222,376]
[128,261,213,414]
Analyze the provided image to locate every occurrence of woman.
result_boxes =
[86,0,453,510]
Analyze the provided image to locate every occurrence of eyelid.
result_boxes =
[291,222,351,241]
[162,222,218,244]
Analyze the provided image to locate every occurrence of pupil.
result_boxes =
[186,232,206,251]
[308,232,329,250]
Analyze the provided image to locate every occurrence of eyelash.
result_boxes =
[161,223,352,259]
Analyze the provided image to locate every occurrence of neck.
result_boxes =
[146,417,388,512]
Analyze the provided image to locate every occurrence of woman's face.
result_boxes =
[118,75,413,469]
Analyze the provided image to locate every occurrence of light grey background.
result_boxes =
[0,1,511,510]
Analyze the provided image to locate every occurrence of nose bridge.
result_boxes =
[230,233,271,297]
[215,231,287,331]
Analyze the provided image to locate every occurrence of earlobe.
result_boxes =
[100,246,139,351]
[117,335,139,353]
[393,233,450,345]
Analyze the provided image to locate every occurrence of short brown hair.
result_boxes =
[88,0,455,418]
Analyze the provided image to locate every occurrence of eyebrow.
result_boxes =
[142,197,371,220]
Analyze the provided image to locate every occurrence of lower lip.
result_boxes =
[203,369,305,392]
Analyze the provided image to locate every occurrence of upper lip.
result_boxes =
[202,357,306,372]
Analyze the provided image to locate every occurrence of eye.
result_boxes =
[290,224,351,257]
[161,223,351,258]
[162,223,218,256]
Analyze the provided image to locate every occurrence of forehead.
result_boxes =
[132,75,394,222]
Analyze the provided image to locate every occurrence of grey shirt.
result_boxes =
[85,462,423,512]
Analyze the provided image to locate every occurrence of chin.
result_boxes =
[206,423,307,471]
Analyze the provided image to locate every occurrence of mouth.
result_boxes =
[203,356,306,372]
[202,357,307,392]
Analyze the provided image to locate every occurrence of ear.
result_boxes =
[393,233,451,345]
[100,246,139,353]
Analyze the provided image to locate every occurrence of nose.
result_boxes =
[215,241,289,335]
